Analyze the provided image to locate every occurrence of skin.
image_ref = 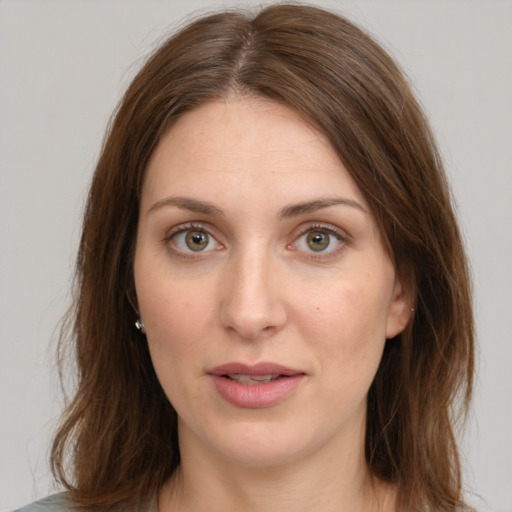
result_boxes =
[134,96,412,512]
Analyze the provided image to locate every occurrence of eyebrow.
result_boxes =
[147,196,225,217]
[146,195,366,218]
[278,197,366,219]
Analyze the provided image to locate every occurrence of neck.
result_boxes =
[158,421,396,512]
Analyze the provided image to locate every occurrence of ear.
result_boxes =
[385,275,414,339]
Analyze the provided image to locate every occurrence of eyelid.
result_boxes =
[164,220,220,239]
[162,220,349,260]
[163,222,224,257]
[288,222,350,258]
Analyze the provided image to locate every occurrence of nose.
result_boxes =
[220,248,287,340]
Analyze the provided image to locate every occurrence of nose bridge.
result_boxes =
[220,240,286,339]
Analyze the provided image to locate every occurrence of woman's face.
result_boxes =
[134,97,411,469]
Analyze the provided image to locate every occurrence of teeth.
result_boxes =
[227,373,280,385]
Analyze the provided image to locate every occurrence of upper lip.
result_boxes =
[209,362,305,377]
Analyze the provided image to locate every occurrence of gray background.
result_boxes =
[1,1,511,511]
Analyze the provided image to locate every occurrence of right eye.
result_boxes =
[167,225,222,255]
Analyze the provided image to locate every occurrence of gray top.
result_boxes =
[13,494,72,512]
[13,493,158,512]
[14,491,474,512]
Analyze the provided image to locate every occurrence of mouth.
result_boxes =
[208,362,306,408]
[221,373,287,385]
[209,362,305,382]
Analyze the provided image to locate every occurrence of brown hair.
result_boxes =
[51,4,474,511]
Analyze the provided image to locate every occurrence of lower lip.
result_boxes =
[210,374,305,408]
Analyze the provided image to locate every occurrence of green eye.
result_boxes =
[184,230,210,251]
[306,230,331,252]
[293,226,344,256]
[170,227,217,254]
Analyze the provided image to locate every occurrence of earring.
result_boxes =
[135,319,146,333]
[411,308,415,313]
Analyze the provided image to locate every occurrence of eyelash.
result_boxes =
[289,223,348,260]
[164,222,221,260]
[163,222,349,260]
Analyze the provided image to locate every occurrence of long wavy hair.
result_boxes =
[51,4,474,511]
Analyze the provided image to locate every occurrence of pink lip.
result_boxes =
[208,362,306,409]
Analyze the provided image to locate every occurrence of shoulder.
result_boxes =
[12,493,74,512]
[12,493,158,512]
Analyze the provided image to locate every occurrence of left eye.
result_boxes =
[294,228,343,253]
[171,228,219,253]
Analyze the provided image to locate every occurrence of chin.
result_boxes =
[182,416,337,470]
[216,437,308,468]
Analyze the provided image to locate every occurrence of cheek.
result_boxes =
[147,288,212,349]
[135,256,218,369]
[305,279,388,340]
[138,281,215,406]
[301,277,391,377]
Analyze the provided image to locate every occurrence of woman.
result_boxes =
[16,4,474,512]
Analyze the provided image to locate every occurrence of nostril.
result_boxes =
[219,268,287,339]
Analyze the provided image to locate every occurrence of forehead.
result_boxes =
[141,97,367,211]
